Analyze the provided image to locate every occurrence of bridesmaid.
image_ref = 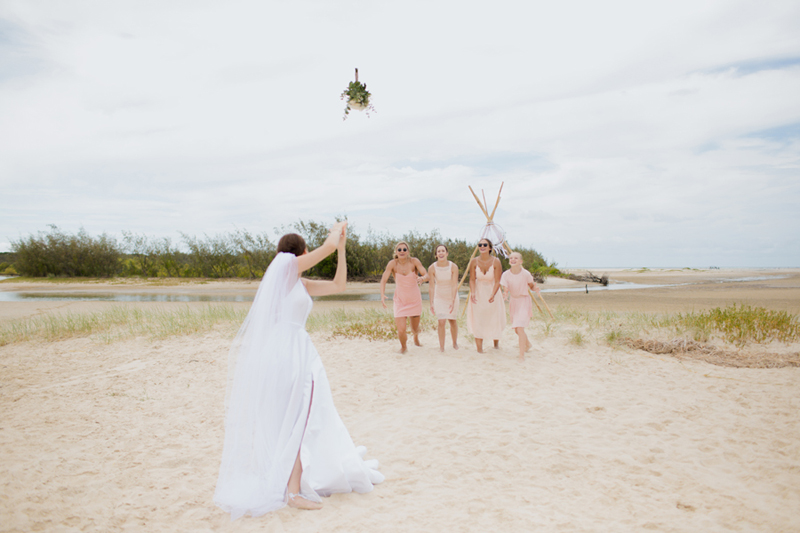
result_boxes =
[467,238,506,353]
[380,241,428,353]
[492,252,538,361]
[427,244,460,352]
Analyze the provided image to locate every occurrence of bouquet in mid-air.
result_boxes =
[341,68,375,120]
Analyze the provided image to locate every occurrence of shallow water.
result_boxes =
[0,292,253,303]
[0,276,787,303]
[0,283,679,302]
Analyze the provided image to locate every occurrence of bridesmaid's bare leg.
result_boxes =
[410,316,422,346]
[395,317,408,353]
[475,338,484,353]
[515,327,527,361]
[437,319,446,352]
[493,339,500,349]
[449,319,459,349]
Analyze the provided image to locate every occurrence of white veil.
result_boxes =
[223,252,297,413]
[214,252,304,518]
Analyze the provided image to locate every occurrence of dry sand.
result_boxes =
[1,269,799,532]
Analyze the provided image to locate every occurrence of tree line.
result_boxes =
[3,223,561,281]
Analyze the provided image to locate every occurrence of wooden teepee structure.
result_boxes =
[456,182,554,319]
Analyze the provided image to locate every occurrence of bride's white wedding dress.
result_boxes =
[214,253,384,520]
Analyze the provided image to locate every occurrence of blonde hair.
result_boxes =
[393,241,410,260]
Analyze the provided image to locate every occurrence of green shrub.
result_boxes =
[10,221,560,281]
[12,225,122,277]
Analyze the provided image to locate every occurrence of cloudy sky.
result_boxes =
[1,0,799,267]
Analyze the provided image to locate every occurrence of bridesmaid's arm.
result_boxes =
[428,264,436,313]
[414,258,428,284]
[489,258,502,303]
[450,263,459,312]
[379,260,395,309]
[489,276,503,303]
[468,259,477,304]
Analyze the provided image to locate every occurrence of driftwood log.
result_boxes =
[566,271,609,286]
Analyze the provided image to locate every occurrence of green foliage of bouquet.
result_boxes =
[341,68,375,120]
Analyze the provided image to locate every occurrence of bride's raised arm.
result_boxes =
[302,223,348,297]
[296,221,347,274]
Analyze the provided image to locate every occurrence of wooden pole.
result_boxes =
[455,245,479,293]
[536,290,555,319]
[489,182,504,221]
[468,186,489,218]
[464,181,556,320]
[528,289,544,314]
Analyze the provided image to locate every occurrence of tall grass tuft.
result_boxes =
[568,331,585,346]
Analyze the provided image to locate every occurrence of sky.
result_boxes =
[1,0,799,267]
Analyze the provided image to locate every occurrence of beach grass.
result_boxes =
[673,304,800,346]
[324,308,441,341]
[0,305,248,346]
[2,304,797,368]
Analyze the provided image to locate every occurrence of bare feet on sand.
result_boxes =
[413,335,422,347]
[288,494,322,510]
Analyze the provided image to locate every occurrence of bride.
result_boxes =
[214,221,384,518]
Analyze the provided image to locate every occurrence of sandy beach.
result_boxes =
[1,269,799,532]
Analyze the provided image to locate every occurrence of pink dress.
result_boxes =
[501,269,534,328]
[393,272,422,317]
[432,261,459,320]
[467,263,506,340]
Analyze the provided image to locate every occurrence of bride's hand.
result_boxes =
[328,222,347,245]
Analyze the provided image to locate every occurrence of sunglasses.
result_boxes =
[478,243,490,248]
[397,247,408,252]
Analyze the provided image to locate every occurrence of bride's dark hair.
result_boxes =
[277,233,306,256]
